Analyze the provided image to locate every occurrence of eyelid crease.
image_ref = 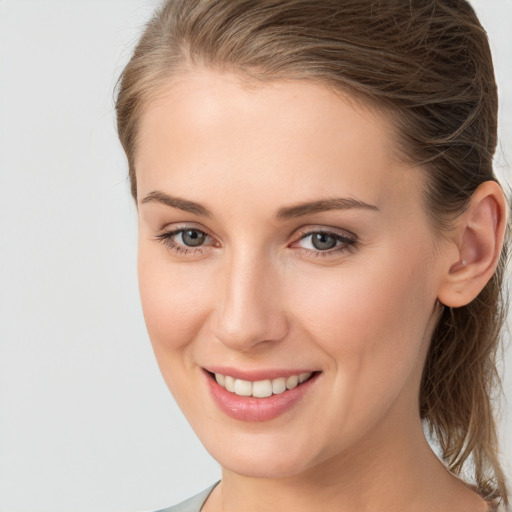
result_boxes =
[292,230,357,255]
[293,225,358,241]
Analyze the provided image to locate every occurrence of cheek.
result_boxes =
[137,247,209,354]
[289,259,435,447]
[289,249,436,395]
[137,248,212,415]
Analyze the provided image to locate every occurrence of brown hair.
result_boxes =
[116,0,509,507]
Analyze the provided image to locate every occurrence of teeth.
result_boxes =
[286,375,299,389]
[272,377,286,395]
[214,372,312,398]
[299,372,310,383]
[234,379,252,396]
[252,379,273,398]
[225,375,235,393]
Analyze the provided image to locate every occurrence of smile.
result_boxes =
[214,372,313,398]
[205,369,321,421]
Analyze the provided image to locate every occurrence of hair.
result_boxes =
[116,0,510,507]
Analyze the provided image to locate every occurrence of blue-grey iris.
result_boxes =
[182,230,206,246]
[312,233,337,250]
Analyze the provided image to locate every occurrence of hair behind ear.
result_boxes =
[420,183,509,506]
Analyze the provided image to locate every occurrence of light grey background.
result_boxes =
[0,1,510,511]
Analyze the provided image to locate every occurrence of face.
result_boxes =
[135,69,447,479]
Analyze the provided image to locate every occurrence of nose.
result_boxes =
[211,249,289,352]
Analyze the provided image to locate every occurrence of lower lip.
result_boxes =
[205,371,320,422]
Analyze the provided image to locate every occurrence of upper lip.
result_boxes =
[203,366,319,381]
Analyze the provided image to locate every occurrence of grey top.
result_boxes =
[154,481,502,511]
[155,483,219,512]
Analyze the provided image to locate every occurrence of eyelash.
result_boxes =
[155,228,213,255]
[155,227,357,258]
[293,230,357,257]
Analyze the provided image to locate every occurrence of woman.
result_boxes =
[116,1,509,511]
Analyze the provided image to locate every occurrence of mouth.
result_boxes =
[208,370,316,398]
[203,368,321,421]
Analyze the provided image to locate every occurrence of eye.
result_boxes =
[304,232,339,251]
[293,229,356,255]
[176,229,208,247]
[156,227,215,254]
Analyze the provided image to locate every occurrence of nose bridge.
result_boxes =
[213,245,287,350]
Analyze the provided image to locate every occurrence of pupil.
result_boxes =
[312,233,336,250]
[182,230,205,247]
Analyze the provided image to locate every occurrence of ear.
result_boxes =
[437,181,508,308]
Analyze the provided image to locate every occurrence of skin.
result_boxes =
[135,69,494,512]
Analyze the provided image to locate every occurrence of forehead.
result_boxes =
[137,68,392,155]
[135,68,420,212]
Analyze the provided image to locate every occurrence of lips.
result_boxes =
[204,368,320,421]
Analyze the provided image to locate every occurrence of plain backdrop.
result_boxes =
[0,1,510,511]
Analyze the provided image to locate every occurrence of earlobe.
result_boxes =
[438,181,508,308]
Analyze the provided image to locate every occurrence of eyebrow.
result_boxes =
[141,191,212,217]
[141,190,379,219]
[276,198,379,219]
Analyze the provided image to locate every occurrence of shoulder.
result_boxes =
[154,482,219,512]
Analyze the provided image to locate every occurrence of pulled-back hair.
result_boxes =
[116,0,510,506]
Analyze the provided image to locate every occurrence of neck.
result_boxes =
[205,412,486,512]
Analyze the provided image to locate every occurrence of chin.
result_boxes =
[219,452,313,479]
[201,429,332,479]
